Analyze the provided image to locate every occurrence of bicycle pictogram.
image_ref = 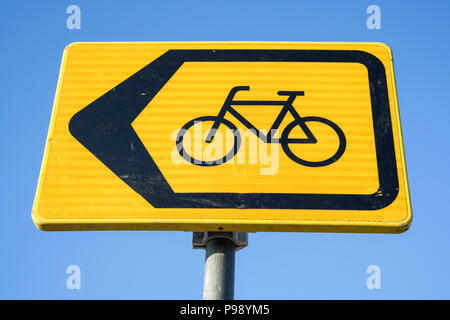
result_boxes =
[176,86,346,167]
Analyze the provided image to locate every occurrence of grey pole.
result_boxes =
[193,232,248,300]
[203,237,235,300]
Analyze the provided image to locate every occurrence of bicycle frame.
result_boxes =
[205,86,317,144]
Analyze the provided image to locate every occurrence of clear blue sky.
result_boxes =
[0,0,449,299]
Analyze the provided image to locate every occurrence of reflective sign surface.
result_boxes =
[32,42,412,233]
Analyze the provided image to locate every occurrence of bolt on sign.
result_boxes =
[32,42,412,233]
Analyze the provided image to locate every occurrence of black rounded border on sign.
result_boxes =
[69,49,399,210]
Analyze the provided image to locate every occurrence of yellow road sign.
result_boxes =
[32,42,412,233]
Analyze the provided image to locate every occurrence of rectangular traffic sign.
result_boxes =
[32,42,412,233]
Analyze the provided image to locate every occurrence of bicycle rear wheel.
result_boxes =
[176,116,241,166]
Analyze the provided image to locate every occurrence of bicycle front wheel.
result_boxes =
[281,117,346,167]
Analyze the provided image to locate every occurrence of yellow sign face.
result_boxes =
[32,42,412,233]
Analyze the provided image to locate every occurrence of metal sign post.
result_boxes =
[193,232,248,300]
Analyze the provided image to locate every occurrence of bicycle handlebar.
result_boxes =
[277,91,304,97]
